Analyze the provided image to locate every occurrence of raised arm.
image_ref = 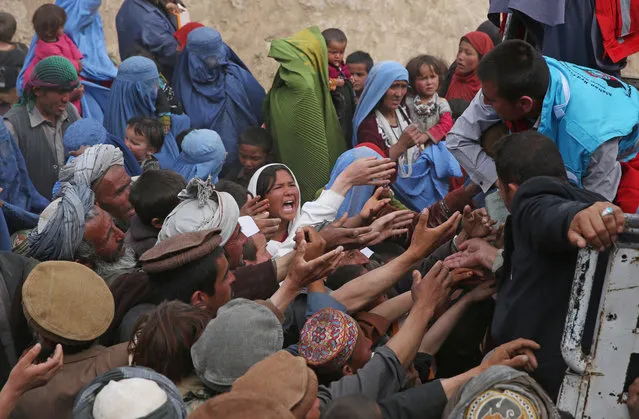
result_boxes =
[331,209,461,312]
[446,91,501,193]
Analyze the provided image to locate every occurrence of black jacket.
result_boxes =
[493,176,606,400]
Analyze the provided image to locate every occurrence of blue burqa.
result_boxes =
[17,0,115,121]
[0,120,49,246]
[173,27,265,167]
[353,61,462,211]
[325,146,384,219]
[104,56,189,169]
[170,129,227,183]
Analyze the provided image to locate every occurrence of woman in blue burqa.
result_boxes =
[104,56,190,170]
[17,0,116,122]
[173,27,265,168]
[0,120,49,251]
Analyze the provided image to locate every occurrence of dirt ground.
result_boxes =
[7,0,638,85]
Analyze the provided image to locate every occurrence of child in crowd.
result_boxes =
[124,116,165,169]
[322,28,356,142]
[227,126,273,188]
[23,4,84,112]
[126,169,187,258]
[346,50,373,104]
[405,55,453,144]
[0,12,27,115]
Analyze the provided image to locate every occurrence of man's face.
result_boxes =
[35,88,73,118]
[201,254,236,316]
[344,327,373,375]
[481,81,526,122]
[83,206,126,261]
[238,143,267,175]
[224,224,249,269]
[347,63,368,95]
[497,179,517,212]
[93,166,135,222]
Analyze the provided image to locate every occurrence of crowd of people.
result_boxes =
[0,0,638,418]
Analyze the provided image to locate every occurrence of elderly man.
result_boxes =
[22,182,136,284]
[58,144,135,224]
[4,56,81,200]
[9,261,129,419]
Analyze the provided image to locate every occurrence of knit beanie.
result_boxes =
[190,298,284,392]
[20,56,80,108]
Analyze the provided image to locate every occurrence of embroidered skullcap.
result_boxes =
[299,308,359,371]
[22,261,114,345]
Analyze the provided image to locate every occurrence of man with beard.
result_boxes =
[58,144,135,228]
[23,182,137,284]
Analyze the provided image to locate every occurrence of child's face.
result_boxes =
[414,64,440,98]
[327,41,347,68]
[125,126,157,163]
[456,40,480,75]
[238,143,267,175]
[347,62,368,94]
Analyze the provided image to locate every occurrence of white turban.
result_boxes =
[158,177,240,246]
[58,144,124,187]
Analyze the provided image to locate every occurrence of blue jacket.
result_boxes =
[539,57,639,186]
[115,0,178,80]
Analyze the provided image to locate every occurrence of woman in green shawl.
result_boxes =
[264,27,346,203]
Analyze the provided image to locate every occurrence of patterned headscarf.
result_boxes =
[19,56,80,109]
[58,144,124,188]
[299,308,359,371]
[158,177,240,246]
[26,182,94,261]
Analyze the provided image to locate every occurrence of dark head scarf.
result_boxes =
[19,56,80,109]
[73,366,187,419]
[445,31,494,102]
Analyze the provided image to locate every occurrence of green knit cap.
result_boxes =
[19,56,81,108]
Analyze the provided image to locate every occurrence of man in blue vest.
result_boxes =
[447,40,639,206]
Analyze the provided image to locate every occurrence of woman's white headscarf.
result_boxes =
[247,163,302,236]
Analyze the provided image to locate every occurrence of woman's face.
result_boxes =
[264,169,299,222]
[414,64,439,98]
[381,80,408,112]
[456,40,480,74]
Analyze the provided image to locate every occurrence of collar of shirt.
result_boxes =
[28,105,68,129]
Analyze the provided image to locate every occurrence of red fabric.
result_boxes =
[596,0,639,62]
[450,167,467,191]
[328,61,352,80]
[23,34,83,87]
[355,142,386,158]
[504,118,533,133]
[173,22,205,51]
[615,154,639,213]
[428,112,453,143]
[357,113,389,157]
[445,32,494,102]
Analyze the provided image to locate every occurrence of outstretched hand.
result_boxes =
[333,157,397,194]
[319,214,380,249]
[444,238,499,270]
[5,343,64,397]
[367,210,414,245]
[360,187,392,220]
[411,261,452,315]
[241,196,270,217]
[481,338,540,373]
[407,209,461,261]
[285,230,345,289]
[568,202,625,251]
[252,212,281,240]
[461,206,497,240]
